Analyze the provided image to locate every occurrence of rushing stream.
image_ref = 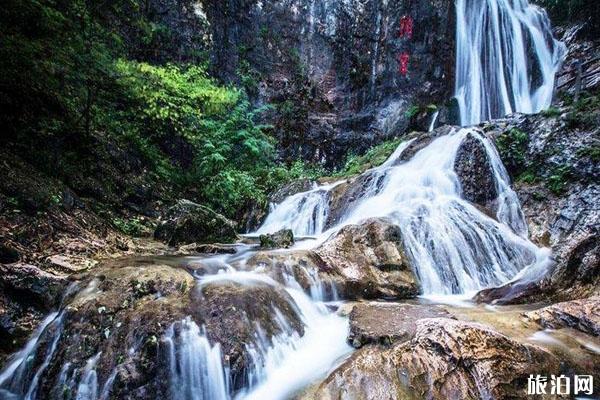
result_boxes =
[0,0,569,398]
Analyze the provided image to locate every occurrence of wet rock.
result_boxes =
[348,302,450,348]
[245,250,339,299]
[177,242,238,254]
[454,132,498,211]
[310,318,561,400]
[154,199,238,246]
[0,258,309,398]
[203,0,456,167]
[324,174,383,229]
[524,296,600,336]
[0,263,68,358]
[259,229,294,249]
[474,108,600,304]
[189,280,304,390]
[45,254,97,273]
[316,218,420,299]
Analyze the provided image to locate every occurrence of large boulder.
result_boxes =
[315,218,420,299]
[454,132,498,211]
[154,199,238,246]
[524,296,600,336]
[309,318,562,400]
[245,218,420,300]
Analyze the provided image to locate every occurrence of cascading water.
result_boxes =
[163,271,351,400]
[0,1,565,398]
[261,128,552,295]
[163,317,230,400]
[454,0,566,125]
[256,181,342,237]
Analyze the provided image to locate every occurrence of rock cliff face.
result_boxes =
[474,101,599,304]
[202,0,456,166]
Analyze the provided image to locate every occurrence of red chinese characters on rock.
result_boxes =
[398,52,410,76]
[397,15,413,76]
[398,16,413,39]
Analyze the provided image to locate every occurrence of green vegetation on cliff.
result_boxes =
[0,0,314,221]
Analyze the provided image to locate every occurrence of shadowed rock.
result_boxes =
[154,199,237,246]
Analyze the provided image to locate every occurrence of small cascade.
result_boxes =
[74,353,101,400]
[238,287,350,400]
[454,0,566,125]
[0,312,65,400]
[165,270,350,400]
[256,181,341,237]
[428,110,440,132]
[163,317,230,400]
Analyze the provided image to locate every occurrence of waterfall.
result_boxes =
[165,272,350,400]
[454,0,566,125]
[261,129,551,295]
[163,317,230,400]
[255,181,342,237]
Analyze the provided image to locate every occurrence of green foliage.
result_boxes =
[113,216,153,237]
[541,107,561,117]
[115,60,239,138]
[336,138,404,177]
[547,165,573,194]
[113,60,279,217]
[0,0,298,223]
[577,146,600,162]
[496,128,529,174]
[404,105,420,119]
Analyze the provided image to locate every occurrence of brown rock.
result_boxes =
[348,302,451,348]
[311,318,562,400]
[524,296,600,336]
[315,218,420,299]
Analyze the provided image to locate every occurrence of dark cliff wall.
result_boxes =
[202,0,456,167]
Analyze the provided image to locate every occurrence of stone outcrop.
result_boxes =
[246,218,420,300]
[154,199,238,246]
[315,218,420,299]
[473,107,599,304]
[309,318,562,400]
[524,296,600,336]
[454,132,498,212]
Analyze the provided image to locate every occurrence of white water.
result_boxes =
[0,312,65,400]
[260,128,552,295]
[164,270,351,400]
[455,0,566,125]
[164,317,230,400]
[428,110,440,132]
[256,181,343,237]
